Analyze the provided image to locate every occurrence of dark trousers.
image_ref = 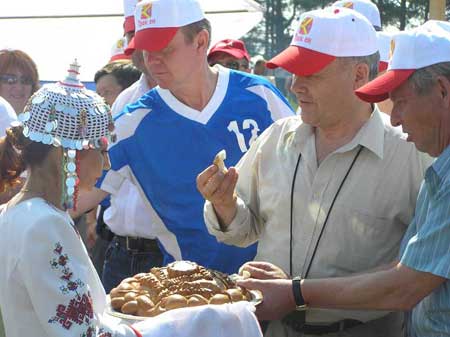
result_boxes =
[102,236,163,293]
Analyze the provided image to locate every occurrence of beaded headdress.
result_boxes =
[16,60,115,210]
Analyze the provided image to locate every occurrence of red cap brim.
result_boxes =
[378,61,388,73]
[109,54,131,62]
[124,16,135,34]
[266,46,336,76]
[124,37,136,56]
[355,69,415,103]
[125,27,179,55]
[207,49,249,62]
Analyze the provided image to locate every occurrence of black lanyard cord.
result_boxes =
[289,146,364,277]
[289,151,303,276]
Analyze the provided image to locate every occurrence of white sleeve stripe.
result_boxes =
[109,108,152,151]
[129,170,183,261]
[246,85,294,121]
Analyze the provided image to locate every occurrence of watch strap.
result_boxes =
[292,276,306,310]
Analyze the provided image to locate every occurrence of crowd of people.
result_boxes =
[0,0,449,336]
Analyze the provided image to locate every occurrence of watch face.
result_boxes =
[296,304,307,311]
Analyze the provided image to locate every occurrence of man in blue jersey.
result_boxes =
[76,0,293,276]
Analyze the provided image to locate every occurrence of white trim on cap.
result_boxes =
[333,0,381,28]
[389,24,450,70]
[123,0,137,18]
[290,7,378,57]
[135,0,205,32]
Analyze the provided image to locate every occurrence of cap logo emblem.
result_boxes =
[299,17,314,35]
[116,39,124,49]
[141,2,153,19]
[389,39,396,60]
[343,2,354,9]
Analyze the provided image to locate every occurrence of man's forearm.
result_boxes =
[70,188,108,218]
[213,202,238,231]
[301,263,444,311]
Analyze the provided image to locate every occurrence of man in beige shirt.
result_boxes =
[197,8,431,337]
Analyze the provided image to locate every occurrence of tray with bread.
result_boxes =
[106,261,262,321]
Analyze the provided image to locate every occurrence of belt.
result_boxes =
[95,205,114,242]
[283,312,363,335]
[114,235,160,253]
[96,223,115,242]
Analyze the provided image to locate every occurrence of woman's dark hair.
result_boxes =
[0,49,40,94]
[94,60,141,90]
[0,125,52,193]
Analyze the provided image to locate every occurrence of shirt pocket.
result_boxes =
[329,207,406,273]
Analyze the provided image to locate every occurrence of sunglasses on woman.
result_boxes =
[0,74,33,86]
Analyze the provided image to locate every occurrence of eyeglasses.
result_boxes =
[213,61,249,71]
[0,74,33,86]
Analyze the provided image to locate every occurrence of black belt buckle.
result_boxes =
[126,236,140,252]
[115,235,159,253]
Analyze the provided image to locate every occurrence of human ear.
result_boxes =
[436,76,450,108]
[195,30,210,53]
[353,63,370,90]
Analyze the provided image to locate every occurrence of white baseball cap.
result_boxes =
[356,21,450,102]
[266,7,378,76]
[377,31,393,72]
[332,0,381,29]
[110,37,131,63]
[126,0,205,54]
[123,0,139,34]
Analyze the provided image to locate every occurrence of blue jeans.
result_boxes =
[102,237,163,293]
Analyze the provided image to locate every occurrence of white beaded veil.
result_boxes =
[15,60,115,209]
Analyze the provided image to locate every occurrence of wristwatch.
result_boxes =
[292,276,307,311]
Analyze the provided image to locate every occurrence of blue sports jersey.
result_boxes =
[99,67,293,273]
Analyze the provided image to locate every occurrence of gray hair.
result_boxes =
[181,18,212,48]
[339,51,380,81]
[408,62,450,95]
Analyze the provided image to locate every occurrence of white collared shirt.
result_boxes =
[205,106,433,324]
[104,74,157,238]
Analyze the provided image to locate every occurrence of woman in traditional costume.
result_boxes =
[0,61,144,337]
[0,61,262,337]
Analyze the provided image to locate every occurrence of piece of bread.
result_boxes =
[213,149,227,173]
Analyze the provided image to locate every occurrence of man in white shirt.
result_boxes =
[197,7,431,337]
[85,0,162,293]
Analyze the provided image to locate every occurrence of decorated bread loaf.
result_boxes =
[109,261,252,317]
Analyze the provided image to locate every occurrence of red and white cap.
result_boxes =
[109,37,131,62]
[356,21,450,103]
[377,31,393,72]
[207,39,250,62]
[125,0,205,55]
[332,0,381,29]
[266,7,377,76]
[123,0,139,34]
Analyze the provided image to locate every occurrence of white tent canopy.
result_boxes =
[0,0,263,82]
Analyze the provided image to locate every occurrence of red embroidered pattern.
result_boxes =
[49,293,93,329]
[48,242,113,337]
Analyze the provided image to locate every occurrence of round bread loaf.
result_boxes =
[109,261,252,317]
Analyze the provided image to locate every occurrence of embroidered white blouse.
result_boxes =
[0,198,137,337]
[0,198,263,337]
